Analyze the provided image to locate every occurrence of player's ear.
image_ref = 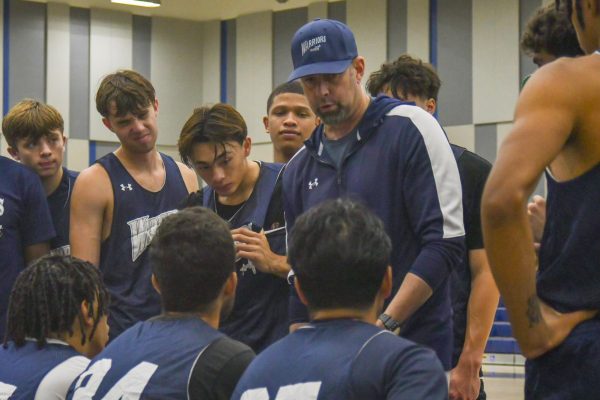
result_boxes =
[243,137,252,157]
[294,278,309,306]
[102,117,113,132]
[223,271,238,297]
[151,274,161,295]
[263,116,270,133]
[426,98,437,114]
[380,266,393,300]
[80,299,95,327]
[7,146,19,161]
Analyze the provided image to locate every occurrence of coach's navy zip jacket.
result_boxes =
[283,95,465,369]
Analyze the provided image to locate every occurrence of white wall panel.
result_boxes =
[347,0,386,85]
[445,124,475,152]
[251,142,274,163]
[202,20,221,105]
[235,12,272,144]
[406,0,429,62]
[151,17,203,146]
[308,1,328,20]
[473,0,519,124]
[67,138,90,171]
[47,3,71,136]
[89,9,132,141]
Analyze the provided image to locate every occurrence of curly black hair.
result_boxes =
[366,54,441,101]
[522,3,583,58]
[4,255,109,348]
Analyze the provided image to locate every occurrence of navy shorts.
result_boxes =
[525,317,600,400]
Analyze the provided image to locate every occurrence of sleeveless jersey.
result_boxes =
[96,153,188,339]
[0,339,89,399]
[538,163,600,312]
[67,317,253,399]
[48,168,79,255]
[203,162,288,352]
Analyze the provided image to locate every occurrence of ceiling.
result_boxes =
[31,0,335,21]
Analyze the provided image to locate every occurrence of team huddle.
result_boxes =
[1,1,600,399]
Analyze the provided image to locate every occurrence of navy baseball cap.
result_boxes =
[288,19,358,82]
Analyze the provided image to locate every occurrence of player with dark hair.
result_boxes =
[0,155,54,340]
[3,99,78,256]
[178,103,289,353]
[232,199,447,399]
[367,54,499,400]
[70,69,198,340]
[263,81,318,163]
[521,2,583,68]
[0,255,109,398]
[482,0,600,398]
[68,207,254,399]
[283,19,464,371]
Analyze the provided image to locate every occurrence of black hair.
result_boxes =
[288,198,391,311]
[149,207,235,312]
[266,81,305,113]
[367,54,441,101]
[178,103,247,167]
[5,255,109,348]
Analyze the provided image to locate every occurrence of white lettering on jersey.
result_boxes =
[50,245,71,256]
[0,198,4,216]
[127,210,178,262]
[240,382,321,400]
[0,382,17,398]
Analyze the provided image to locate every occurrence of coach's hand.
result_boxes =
[232,227,290,278]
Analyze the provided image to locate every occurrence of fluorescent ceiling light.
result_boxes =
[111,0,161,7]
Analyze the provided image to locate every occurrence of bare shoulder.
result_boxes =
[72,164,112,204]
[176,161,199,192]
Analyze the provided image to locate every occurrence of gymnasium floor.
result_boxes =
[484,364,525,400]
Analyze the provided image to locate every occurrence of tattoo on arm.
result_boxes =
[527,295,542,327]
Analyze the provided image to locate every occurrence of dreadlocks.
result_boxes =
[4,255,109,348]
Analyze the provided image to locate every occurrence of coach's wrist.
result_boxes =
[378,313,402,335]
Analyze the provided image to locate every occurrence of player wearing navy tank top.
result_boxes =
[179,104,290,352]
[232,199,446,400]
[0,256,109,399]
[483,2,600,398]
[70,70,198,340]
[68,208,254,399]
[3,99,78,256]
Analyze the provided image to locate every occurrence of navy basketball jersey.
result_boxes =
[0,156,55,339]
[232,319,447,400]
[203,162,289,352]
[96,153,188,339]
[0,339,89,399]
[68,316,254,399]
[538,164,600,312]
[48,168,79,255]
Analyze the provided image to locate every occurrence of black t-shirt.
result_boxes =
[450,146,492,366]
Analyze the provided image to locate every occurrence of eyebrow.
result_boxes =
[194,150,229,166]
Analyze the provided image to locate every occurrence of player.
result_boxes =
[68,207,254,399]
[367,54,499,400]
[482,1,600,398]
[0,255,109,399]
[3,99,78,255]
[178,104,288,352]
[232,199,447,399]
[70,70,198,340]
[263,81,319,163]
[0,155,54,339]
